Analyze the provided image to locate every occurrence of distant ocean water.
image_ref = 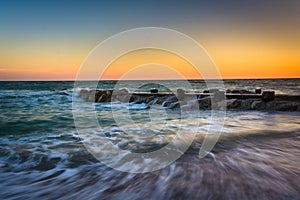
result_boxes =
[0,79,299,199]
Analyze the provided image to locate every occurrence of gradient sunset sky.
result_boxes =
[1,0,300,80]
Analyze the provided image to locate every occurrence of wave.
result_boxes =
[0,129,299,199]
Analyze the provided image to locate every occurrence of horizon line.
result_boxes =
[1,77,299,82]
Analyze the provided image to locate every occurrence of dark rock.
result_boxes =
[161,95,178,105]
[129,95,136,102]
[78,88,300,112]
[181,101,197,110]
[162,101,172,107]
[255,89,262,94]
[198,96,212,109]
[156,95,169,105]
[199,96,211,105]
[213,91,225,102]
[239,99,255,110]
[130,95,148,103]
[113,88,130,102]
[96,95,103,102]
[169,101,180,109]
[94,90,102,98]
[95,91,102,101]
[251,100,266,110]
[161,94,180,107]
[276,101,299,111]
[150,88,158,93]
[231,90,240,94]
[95,90,112,102]
[239,90,254,94]
[145,96,155,104]
[265,101,276,111]
[226,99,241,109]
[262,91,275,102]
[231,89,254,94]
[147,97,159,106]
[104,132,112,138]
[275,94,300,101]
[177,88,186,101]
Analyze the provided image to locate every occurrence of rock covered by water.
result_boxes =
[79,88,300,111]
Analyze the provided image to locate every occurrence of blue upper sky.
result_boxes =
[2,0,299,41]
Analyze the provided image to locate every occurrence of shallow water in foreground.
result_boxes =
[1,120,299,199]
[0,80,300,199]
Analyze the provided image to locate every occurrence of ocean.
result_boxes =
[0,79,299,199]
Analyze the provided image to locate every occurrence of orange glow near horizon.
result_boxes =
[204,34,300,79]
[101,49,202,80]
[0,37,299,80]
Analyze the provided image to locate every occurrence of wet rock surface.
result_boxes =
[79,89,300,111]
[262,91,275,102]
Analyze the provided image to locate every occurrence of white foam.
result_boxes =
[128,103,149,110]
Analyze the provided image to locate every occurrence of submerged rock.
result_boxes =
[251,100,266,110]
[145,96,155,104]
[161,95,178,107]
[262,91,275,102]
[265,101,276,111]
[198,96,212,109]
[130,95,147,104]
[275,101,299,111]
[226,99,241,109]
[169,101,180,109]
[239,99,255,110]
[181,100,199,110]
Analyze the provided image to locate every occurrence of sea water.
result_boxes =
[0,79,299,199]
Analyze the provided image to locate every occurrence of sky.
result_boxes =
[0,0,300,80]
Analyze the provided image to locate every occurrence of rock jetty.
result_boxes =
[79,88,300,112]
